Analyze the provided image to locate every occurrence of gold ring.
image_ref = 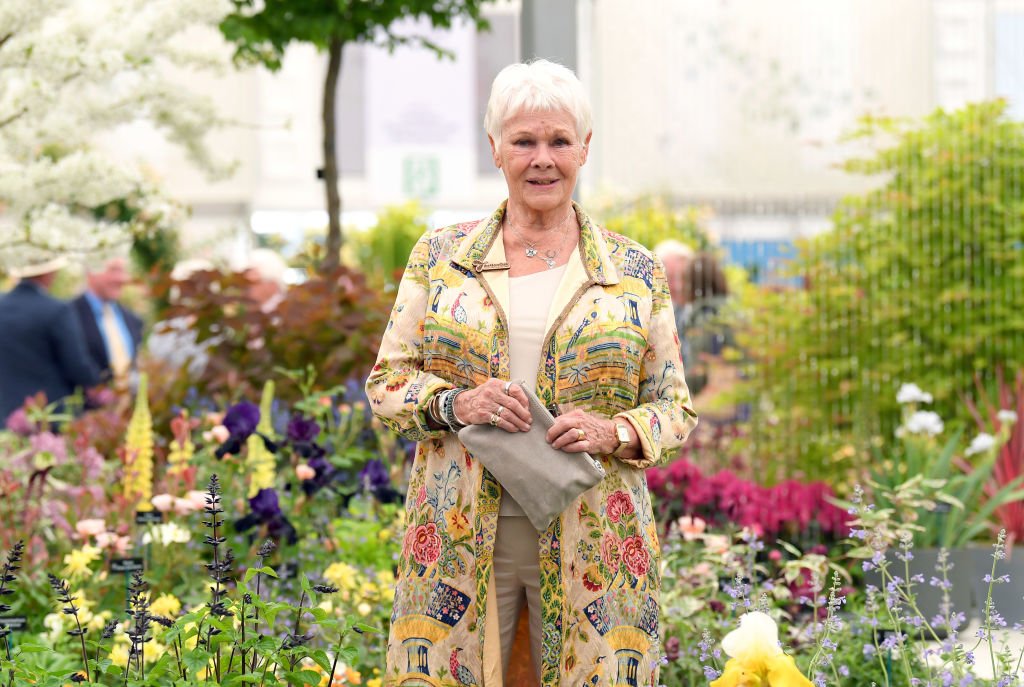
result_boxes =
[496,405,504,416]
[576,428,586,441]
[489,413,500,426]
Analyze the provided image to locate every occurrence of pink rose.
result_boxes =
[601,531,621,571]
[172,498,194,516]
[620,535,650,578]
[416,485,427,507]
[151,494,175,513]
[295,464,316,481]
[606,491,634,523]
[75,519,106,538]
[677,515,706,541]
[411,522,441,566]
[185,490,208,511]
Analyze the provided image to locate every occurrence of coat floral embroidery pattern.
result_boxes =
[366,201,697,687]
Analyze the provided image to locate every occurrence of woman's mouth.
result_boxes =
[528,179,558,187]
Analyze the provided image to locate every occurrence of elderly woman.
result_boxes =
[366,60,696,687]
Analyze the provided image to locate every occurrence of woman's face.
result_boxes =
[490,109,591,216]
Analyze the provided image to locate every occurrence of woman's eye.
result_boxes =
[513,139,532,147]
[554,138,570,146]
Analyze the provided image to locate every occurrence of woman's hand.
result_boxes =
[547,409,625,455]
[453,379,532,432]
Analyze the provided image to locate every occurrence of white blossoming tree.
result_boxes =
[0,0,234,272]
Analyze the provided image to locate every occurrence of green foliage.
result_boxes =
[345,202,429,286]
[595,196,712,252]
[219,0,492,70]
[736,100,1024,478]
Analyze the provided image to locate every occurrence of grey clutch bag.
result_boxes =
[458,383,606,532]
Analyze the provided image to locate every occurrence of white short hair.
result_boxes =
[484,59,593,147]
[654,240,695,261]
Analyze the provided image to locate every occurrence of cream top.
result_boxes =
[501,264,567,517]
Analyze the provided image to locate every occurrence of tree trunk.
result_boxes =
[320,37,344,273]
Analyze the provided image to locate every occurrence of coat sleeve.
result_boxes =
[613,256,698,469]
[51,302,101,390]
[365,232,456,442]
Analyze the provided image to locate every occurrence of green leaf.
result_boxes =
[182,647,212,675]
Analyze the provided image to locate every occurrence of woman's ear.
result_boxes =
[488,134,501,168]
[579,131,593,166]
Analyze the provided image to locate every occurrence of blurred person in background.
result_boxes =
[654,238,694,310]
[366,59,696,686]
[71,255,143,387]
[679,252,737,409]
[0,256,100,424]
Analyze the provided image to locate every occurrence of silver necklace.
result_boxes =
[504,210,575,269]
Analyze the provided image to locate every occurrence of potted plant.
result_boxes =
[852,384,1024,626]
[962,369,1024,625]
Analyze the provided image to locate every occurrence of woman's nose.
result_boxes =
[531,143,555,167]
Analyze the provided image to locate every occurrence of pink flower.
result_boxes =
[416,485,427,507]
[295,464,316,481]
[75,519,106,538]
[151,494,175,512]
[203,425,230,444]
[601,531,621,571]
[620,535,650,577]
[185,490,208,511]
[606,491,634,523]
[172,498,194,516]
[677,515,706,540]
[95,532,131,555]
[411,522,441,566]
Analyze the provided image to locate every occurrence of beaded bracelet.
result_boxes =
[441,388,467,432]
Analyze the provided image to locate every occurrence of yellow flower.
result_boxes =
[323,562,358,591]
[356,602,372,617]
[63,545,101,578]
[710,612,813,687]
[149,593,181,618]
[366,679,382,687]
[109,644,130,668]
[445,509,470,539]
[246,381,277,497]
[123,375,154,510]
[377,529,391,541]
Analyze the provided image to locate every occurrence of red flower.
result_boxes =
[621,534,650,578]
[416,485,427,507]
[601,530,621,571]
[411,522,441,566]
[606,491,634,523]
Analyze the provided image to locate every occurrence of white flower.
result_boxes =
[965,433,998,457]
[898,410,944,437]
[896,383,933,405]
[997,409,1018,425]
[721,611,782,661]
[141,522,191,546]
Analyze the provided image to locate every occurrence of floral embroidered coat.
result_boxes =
[365,201,697,687]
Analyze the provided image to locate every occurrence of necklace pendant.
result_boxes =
[545,257,556,269]
[525,248,538,258]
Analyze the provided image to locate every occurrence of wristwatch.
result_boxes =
[613,422,631,456]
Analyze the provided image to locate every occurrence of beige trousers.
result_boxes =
[493,515,543,682]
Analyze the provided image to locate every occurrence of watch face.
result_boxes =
[616,424,630,444]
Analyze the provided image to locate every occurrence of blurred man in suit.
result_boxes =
[0,256,101,423]
[71,256,144,386]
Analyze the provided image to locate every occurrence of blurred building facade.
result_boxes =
[101,0,1024,270]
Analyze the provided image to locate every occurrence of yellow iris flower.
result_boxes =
[710,612,813,687]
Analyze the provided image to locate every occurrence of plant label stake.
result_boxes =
[110,558,144,613]
[0,616,27,649]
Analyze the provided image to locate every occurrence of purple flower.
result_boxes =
[224,402,260,439]
[286,415,320,443]
[235,488,296,544]
[358,459,402,503]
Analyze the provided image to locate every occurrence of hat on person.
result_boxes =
[9,255,69,279]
